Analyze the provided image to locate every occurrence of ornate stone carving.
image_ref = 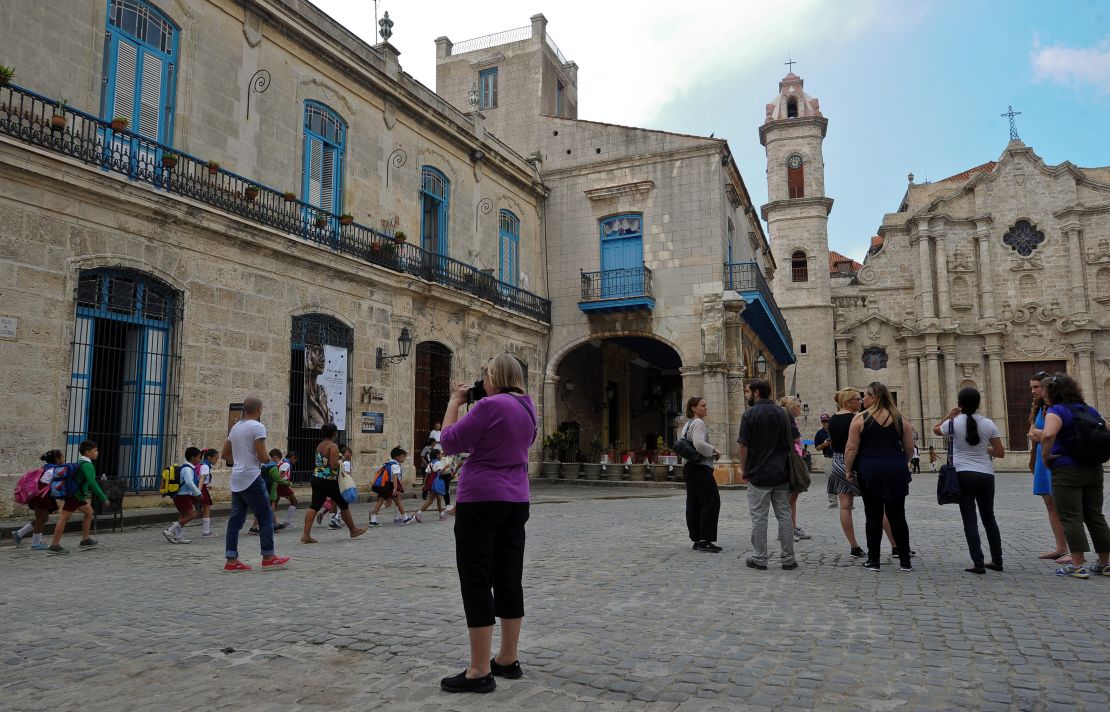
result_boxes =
[950,248,975,273]
[855,264,878,285]
[1002,220,1045,257]
[1086,238,1110,265]
[1009,256,1044,272]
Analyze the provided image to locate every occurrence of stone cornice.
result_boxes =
[760,196,834,221]
[758,115,829,145]
[584,180,655,202]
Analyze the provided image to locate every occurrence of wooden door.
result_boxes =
[1003,360,1066,451]
[413,342,452,476]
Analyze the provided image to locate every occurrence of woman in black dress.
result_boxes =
[843,381,915,572]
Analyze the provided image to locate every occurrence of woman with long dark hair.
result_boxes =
[1027,371,1069,562]
[681,396,722,552]
[934,387,1005,574]
[1039,373,1110,578]
[843,381,915,572]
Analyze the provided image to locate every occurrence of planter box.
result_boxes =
[540,461,560,478]
[651,464,670,482]
[560,462,580,479]
[581,463,602,479]
[628,464,647,481]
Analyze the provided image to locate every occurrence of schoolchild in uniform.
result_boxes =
[369,447,413,526]
[275,451,299,529]
[13,450,63,550]
[199,448,218,537]
[163,447,203,544]
[48,440,108,555]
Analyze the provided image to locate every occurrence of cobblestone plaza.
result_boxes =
[3,476,1109,711]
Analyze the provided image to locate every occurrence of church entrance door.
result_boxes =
[1003,360,1066,451]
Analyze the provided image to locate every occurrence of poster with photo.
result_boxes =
[303,343,347,430]
[321,344,347,430]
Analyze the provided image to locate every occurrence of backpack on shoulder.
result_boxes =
[371,462,394,497]
[1066,404,1110,466]
[14,467,49,504]
[48,463,80,499]
[159,464,182,497]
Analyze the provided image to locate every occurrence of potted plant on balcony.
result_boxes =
[313,210,328,229]
[338,213,354,226]
[282,191,297,203]
[50,99,67,131]
[205,160,219,176]
[541,432,564,478]
[393,230,407,244]
[243,185,259,201]
[0,65,14,86]
[160,151,179,169]
[110,116,129,132]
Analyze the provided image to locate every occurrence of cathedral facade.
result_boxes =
[765,74,1110,466]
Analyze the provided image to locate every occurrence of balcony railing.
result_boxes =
[725,261,793,349]
[579,266,654,312]
[0,82,551,323]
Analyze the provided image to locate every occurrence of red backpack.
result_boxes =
[14,467,48,504]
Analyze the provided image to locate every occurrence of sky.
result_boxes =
[313,0,1110,261]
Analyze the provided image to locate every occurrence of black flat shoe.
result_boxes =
[440,670,496,693]
[699,542,723,553]
[985,562,1003,572]
[490,658,523,679]
[745,557,767,570]
[891,548,916,558]
[782,562,798,570]
[964,566,986,574]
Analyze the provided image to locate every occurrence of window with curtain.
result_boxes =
[302,102,346,213]
[101,0,179,143]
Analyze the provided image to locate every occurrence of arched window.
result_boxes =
[787,154,805,199]
[69,268,181,490]
[101,0,179,143]
[499,209,520,286]
[302,102,346,213]
[786,96,798,118]
[421,166,450,256]
[791,250,808,282]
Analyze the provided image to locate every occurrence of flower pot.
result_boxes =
[651,464,670,482]
[581,463,603,479]
[110,119,128,132]
[628,463,647,481]
[560,462,580,479]
[50,114,66,131]
[244,187,259,201]
[206,165,219,176]
[339,215,354,226]
[314,218,327,229]
[541,461,560,478]
[161,156,178,169]
[283,192,296,203]
[394,235,407,244]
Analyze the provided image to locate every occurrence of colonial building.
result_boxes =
[765,73,1110,466]
[0,0,552,486]
[436,16,794,469]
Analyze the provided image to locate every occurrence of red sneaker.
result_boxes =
[261,555,290,570]
[223,561,252,572]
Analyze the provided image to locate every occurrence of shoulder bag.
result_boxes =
[786,410,811,492]
[672,421,700,461]
[937,420,961,505]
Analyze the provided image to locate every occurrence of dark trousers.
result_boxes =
[1052,465,1110,554]
[861,488,910,565]
[683,462,720,543]
[454,501,529,628]
[957,471,1003,566]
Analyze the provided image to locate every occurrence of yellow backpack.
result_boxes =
[159,465,182,497]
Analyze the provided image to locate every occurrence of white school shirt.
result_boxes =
[200,462,212,486]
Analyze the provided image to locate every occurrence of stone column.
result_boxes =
[1073,341,1096,406]
[541,374,559,443]
[1064,223,1088,316]
[915,223,935,319]
[701,363,730,474]
[905,347,924,438]
[984,340,1006,442]
[834,335,852,389]
[924,344,942,428]
[941,342,958,407]
[975,221,995,318]
[934,226,951,318]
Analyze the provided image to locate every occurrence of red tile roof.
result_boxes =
[939,161,997,183]
[829,250,862,274]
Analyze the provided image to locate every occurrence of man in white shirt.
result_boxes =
[219,396,290,572]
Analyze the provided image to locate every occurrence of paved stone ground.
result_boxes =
[3,475,1109,711]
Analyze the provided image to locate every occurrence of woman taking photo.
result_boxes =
[844,381,915,572]
[680,396,722,552]
[439,353,536,693]
[934,387,1005,574]
[1038,373,1110,578]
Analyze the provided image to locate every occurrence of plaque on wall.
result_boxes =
[361,411,385,434]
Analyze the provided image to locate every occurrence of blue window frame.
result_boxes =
[302,102,346,214]
[420,167,450,256]
[499,209,520,286]
[101,0,179,143]
[480,68,498,110]
[599,214,644,297]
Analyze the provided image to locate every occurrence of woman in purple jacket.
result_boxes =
[438,353,536,694]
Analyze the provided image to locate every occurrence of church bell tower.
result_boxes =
[760,72,836,407]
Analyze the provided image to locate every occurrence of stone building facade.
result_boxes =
[765,73,1110,466]
[437,16,794,472]
[0,0,551,487]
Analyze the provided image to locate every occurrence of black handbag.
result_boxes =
[937,420,961,505]
[673,421,700,461]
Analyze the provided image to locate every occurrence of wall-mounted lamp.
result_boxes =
[755,354,768,378]
[564,379,575,393]
[375,327,412,368]
[802,404,810,419]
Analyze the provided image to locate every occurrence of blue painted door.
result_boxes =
[600,214,643,298]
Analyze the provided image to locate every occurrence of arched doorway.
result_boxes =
[414,341,452,473]
[67,269,182,491]
[288,314,353,481]
[553,336,682,462]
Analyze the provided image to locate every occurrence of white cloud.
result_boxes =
[1032,37,1110,93]
[308,0,885,127]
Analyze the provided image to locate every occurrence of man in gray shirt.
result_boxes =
[737,379,796,570]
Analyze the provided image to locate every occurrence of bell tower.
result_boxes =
[760,72,837,405]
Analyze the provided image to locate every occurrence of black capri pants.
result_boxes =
[454,501,530,628]
[309,476,349,511]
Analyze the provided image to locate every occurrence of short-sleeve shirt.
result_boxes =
[228,419,267,493]
[737,400,791,488]
[199,462,212,486]
[814,428,832,457]
[939,414,1000,475]
[1048,403,1104,468]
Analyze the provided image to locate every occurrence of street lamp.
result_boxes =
[375,327,412,368]
[755,353,768,378]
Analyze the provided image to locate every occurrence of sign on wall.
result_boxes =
[303,343,348,430]
[361,411,384,433]
[227,403,244,433]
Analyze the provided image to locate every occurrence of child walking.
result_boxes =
[414,449,448,522]
[13,450,63,550]
[48,440,108,554]
[163,447,203,544]
[928,445,938,472]
[369,447,413,526]
[275,451,299,529]
[199,448,218,537]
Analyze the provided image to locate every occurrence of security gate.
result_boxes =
[287,314,353,482]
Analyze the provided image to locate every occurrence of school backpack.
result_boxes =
[432,474,447,497]
[14,467,49,504]
[1065,404,1110,466]
[372,462,394,488]
[159,464,182,497]
[48,463,79,499]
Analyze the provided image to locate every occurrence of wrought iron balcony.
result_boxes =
[0,82,551,323]
[579,266,654,314]
[725,261,795,364]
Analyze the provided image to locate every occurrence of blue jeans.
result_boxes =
[225,475,274,559]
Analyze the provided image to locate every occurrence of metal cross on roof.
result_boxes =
[784,54,797,73]
[1001,105,1022,140]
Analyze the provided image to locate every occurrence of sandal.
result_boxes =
[1038,551,1066,559]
